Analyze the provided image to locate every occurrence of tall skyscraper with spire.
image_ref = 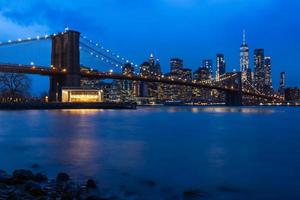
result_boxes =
[240,30,250,82]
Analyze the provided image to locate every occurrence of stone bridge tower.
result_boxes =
[49,30,80,102]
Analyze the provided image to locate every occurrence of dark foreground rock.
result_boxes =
[183,188,207,199]
[0,169,117,200]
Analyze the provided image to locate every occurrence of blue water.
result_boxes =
[0,106,300,199]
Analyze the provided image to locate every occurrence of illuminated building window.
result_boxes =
[62,87,103,103]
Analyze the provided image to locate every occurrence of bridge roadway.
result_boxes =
[0,64,281,101]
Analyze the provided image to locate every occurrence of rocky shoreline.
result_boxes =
[0,169,111,200]
[0,169,246,200]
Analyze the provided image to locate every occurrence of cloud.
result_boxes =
[0,12,50,40]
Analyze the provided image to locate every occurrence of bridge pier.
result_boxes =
[225,91,243,106]
[49,30,81,102]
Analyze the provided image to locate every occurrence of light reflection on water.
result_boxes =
[0,106,299,199]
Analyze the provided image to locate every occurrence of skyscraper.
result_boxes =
[279,72,286,95]
[170,58,183,73]
[154,59,162,75]
[216,54,226,81]
[149,53,155,69]
[202,59,213,80]
[264,56,273,91]
[240,30,250,82]
[254,49,265,91]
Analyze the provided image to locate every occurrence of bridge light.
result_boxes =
[109,69,113,73]
[62,68,67,72]
[18,38,22,42]
[8,40,11,43]
[30,62,35,66]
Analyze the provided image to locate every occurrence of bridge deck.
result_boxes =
[0,64,281,100]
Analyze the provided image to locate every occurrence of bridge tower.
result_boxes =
[225,72,243,106]
[49,30,81,102]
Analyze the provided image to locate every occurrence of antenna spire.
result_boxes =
[243,29,246,45]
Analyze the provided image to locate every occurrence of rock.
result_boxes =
[56,173,70,183]
[0,170,12,184]
[12,169,34,184]
[86,179,97,188]
[85,195,104,200]
[0,183,8,190]
[24,181,45,197]
[183,189,206,198]
[61,191,74,200]
[33,173,48,182]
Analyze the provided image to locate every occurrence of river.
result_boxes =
[0,106,299,199]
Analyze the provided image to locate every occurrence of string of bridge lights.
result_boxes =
[0,30,73,47]
[80,35,139,69]
[80,45,124,70]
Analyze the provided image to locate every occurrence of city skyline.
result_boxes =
[0,0,299,94]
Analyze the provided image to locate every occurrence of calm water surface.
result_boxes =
[0,106,300,199]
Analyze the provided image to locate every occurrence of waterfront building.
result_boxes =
[285,87,300,102]
[216,54,226,81]
[254,49,265,92]
[62,87,103,103]
[240,30,250,82]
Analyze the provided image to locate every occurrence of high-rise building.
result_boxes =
[194,67,210,81]
[121,63,138,101]
[149,53,155,68]
[139,54,162,101]
[154,59,162,76]
[240,30,250,82]
[164,58,192,101]
[285,87,300,102]
[170,58,183,73]
[254,49,265,91]
[216,54,226,81]
[202,59,213,80]
[264,56,273,91]
[279,72,286,95]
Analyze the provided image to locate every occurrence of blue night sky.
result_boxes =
[0,0,299,95]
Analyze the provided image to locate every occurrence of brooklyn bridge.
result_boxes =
[0,29,282,106]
